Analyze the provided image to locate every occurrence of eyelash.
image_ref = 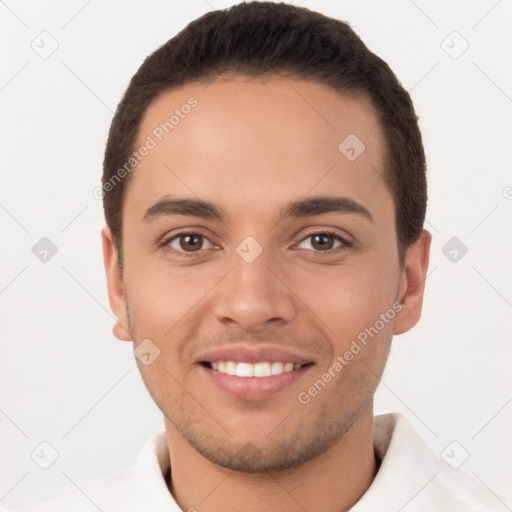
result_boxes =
[158,230,353,258]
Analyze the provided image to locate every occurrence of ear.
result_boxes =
[101,226,132,341]
[393,229,432,335]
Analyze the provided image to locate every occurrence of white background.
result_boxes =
[1,0,511,509]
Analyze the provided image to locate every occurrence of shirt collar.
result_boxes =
[349,412,442,511]
[131,429,178,511]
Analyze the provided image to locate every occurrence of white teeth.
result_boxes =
[210,361,303,377]
[270,362,283,375]
[254,362,271,377]
[217,361,236,375]
[225,361,237,376]
[236,362,253,377]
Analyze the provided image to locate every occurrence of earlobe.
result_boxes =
[101,226,132,342]
[113,322,132,341]
[393,229,432,335]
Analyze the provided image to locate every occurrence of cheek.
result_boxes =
[124,256,211,322]
[123,260,228,373]
[292,256,398,338]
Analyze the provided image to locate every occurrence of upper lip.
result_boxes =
[196,344,314,365]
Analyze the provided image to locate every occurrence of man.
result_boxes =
[9,2,504,511]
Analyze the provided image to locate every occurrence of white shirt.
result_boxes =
[6,413,507,512]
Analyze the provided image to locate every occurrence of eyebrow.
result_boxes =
[142,195,373,224]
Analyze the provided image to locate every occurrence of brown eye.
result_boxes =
[310,233,336,251]
[162,232,217,256]
[178,234,203,252]
[296,231,349,254]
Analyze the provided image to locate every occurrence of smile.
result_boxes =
[199,361,314,401]
[203,361,306,377]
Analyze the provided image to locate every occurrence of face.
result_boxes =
[103,75,430,472]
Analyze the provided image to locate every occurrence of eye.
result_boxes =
[296,231,351,254]
[159,230,352,258]
[161,232,217,256]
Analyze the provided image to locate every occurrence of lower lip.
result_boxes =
[199,364,313,401]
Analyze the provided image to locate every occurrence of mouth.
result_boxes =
[196,345,315,401]
[199,360,314,401]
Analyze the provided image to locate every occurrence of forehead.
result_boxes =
[125,76,391,223]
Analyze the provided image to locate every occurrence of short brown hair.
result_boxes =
[102,1,427,267]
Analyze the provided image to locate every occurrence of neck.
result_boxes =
[165,406,377,512]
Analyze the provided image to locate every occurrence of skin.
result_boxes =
[102,75,431,512]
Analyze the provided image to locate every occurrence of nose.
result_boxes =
[211,247,296,332]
